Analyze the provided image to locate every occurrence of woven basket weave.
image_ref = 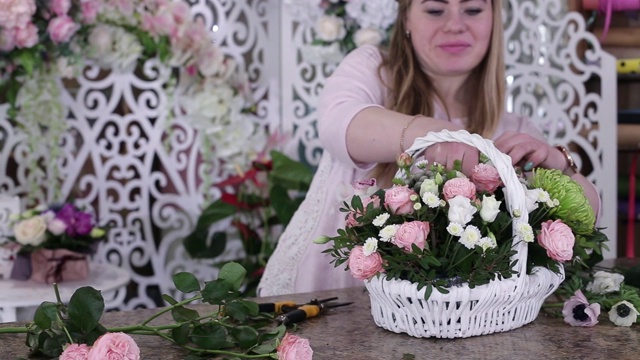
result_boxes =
[364,130,564,338]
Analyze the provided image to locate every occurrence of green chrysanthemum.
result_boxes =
[530,168,595,235]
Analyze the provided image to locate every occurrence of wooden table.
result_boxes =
[1,286,638,359]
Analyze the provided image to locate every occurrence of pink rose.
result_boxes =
[60,343,90,360]
[393,221,430,251]
[384,185,417,215]
[277,333,313,360]
[562,290,600,327]
[50,0,72,16]
[470,163,502,194]
[442,177,477,201]
[348,246,384,280]
[80,0,101,24]
[14,23,38,48]
[537,219,574,262]
[0,0,36,29]
[346,195,380,227]
[87,332,140,360]
[47,15,79,44]
[0,27,17,51]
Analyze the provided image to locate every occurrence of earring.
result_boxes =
[405,30,410,38]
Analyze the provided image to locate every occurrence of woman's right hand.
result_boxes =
[421,142,480,175]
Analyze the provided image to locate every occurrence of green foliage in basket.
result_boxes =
[321,155,608,300]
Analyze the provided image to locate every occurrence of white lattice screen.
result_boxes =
[0,0,617,310]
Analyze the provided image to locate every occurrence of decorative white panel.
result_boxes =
[0,0,280,310]
[281,0,618,256]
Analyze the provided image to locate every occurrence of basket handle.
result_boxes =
[400,129,529,277]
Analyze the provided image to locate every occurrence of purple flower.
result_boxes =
[562,290,600,327]
[56,204,93,237]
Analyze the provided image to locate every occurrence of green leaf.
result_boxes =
[172,305,200,322]
[162,294,178,305]
[269,184,299,225]
[201,279,234,304]
[230,325,259,349]
[33,302,58,329]
[190,323,231,350]
[223,300,258,322]
[218,262,247,291]
[68,287,105,334]
[268,151,313,191]
[184,230,228,259]
[173,272,201,293]
[41,335,65,358]
[172,323,191,346]
[198,200,238,226]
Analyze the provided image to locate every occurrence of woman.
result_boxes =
[258,0,600,296]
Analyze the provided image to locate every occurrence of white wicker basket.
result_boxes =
[364,130,564,338]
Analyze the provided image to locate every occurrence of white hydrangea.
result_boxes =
[379,224,399,242]
[363,237,379,256]
[372,213,390,227]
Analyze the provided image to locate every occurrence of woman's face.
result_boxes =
[406,0,493,80]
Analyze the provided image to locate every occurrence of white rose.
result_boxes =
[47,218,67,236]
[88,24,113,55]
[13,216,48,246]
[314,15,346,42]
[419,179,438,197]
[354,28,384,47]
[586,271,625,294]
[447,195,477,225]
[479,195,501,223]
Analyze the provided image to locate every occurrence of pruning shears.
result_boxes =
[258,297,353,325]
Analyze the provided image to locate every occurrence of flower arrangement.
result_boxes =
[184,149,313,296]
[8,202,106,254]
[0,0,262,199]
[320,152,608,300]
[286,0,398,64]
[0,262,313,359]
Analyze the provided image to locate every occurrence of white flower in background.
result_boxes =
[421,192,440,208]
[301,42,345,65]
[479,195,501,223]
[379,224,399,242]
[446,222,464,237]
[196,42,227,78]
[345,0,397,31]
[354,27,384,47]
[363,237,379,256]
[87,24,142,72]
[608,301,639,327]
[586,271,625,294]
[373,213,390,227]
[515,223,534,242]
[315,15,346,42]
[47,218,67,236]
[447,195,477,225]
[13,216,47,246]
[524,188,551,213]
[419,179,438,197]
[459,225,481,249]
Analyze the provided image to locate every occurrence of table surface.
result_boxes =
[0,262,130,308]
[1,285,638,360]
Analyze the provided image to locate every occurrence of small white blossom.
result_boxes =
[413,202,422,211]
[459,225,481,249]
[479,235,497,252]
[415,160,429,169]
[586,271,625,294]
[379,224,399,242]
[512,208,522,218]
[372,213,390,227]
[363,237,379,256]
[422,192,441,208]
[516,223,534,242]
[446,222,464,236]
[608,301,639,327]
[410,194,419,202]
[419,179,439,197]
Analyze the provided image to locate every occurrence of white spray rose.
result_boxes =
[419,179,438,197]
[13,216,48,246]
[314,15,346,42]
[479,195,501,223]
[447,195,477,225]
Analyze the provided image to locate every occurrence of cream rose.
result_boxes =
[13,216,48,246]
[314,15,346,42]
[354,27,384,47]
[479,195,501,223]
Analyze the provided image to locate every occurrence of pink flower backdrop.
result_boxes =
[0,0,617,310]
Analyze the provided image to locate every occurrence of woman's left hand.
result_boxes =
[493,131,565,171]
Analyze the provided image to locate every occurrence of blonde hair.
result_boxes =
[372,0,505,184]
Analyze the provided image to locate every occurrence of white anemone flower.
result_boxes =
[608,301,639,327]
